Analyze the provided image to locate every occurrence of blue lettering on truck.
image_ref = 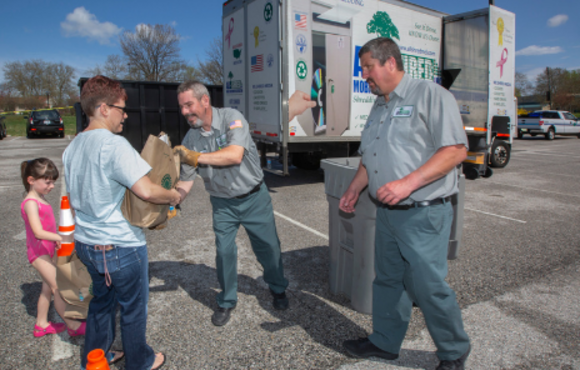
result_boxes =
[353,45,372,94]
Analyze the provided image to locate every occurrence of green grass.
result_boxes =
[2,114,76,137]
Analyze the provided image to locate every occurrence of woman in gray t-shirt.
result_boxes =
[63,75,179,370]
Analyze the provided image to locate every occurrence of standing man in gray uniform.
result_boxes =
[340,38,471,370]
[173,80,289,327]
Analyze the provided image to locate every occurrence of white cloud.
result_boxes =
[516,45,564,56]
[61,7,122,45]
[547,14,568,27]
[520,67,546,82]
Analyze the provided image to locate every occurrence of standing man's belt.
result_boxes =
[383,196,452,210]
[235,181,263,199]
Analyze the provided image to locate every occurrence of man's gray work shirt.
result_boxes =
[180,107,263,198]
[359,73,468,204]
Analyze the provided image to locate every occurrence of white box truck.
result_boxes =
[222,0,516,178]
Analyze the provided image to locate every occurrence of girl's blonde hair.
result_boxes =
[20,158,59,192]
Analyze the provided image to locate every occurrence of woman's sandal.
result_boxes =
[33,322,66,337]
[107,350,125,365]
[67,322,86,337]
[152,352,166,370]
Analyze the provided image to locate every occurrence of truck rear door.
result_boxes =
[223,0,282,141]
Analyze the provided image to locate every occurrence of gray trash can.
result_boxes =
[321,157,376,314]
[321,158,465,315]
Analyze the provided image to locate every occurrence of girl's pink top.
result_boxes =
[21,198,57,263]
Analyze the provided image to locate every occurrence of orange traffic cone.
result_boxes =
[86,349,110,370]
[58,196,75,257]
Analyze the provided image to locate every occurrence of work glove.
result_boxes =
[174,145,202,167]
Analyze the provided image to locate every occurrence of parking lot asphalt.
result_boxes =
[0,134,579,370]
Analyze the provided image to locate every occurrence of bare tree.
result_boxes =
[84,64,103,77]
[46,63,77,106]
[3,60,77,107]
[197,37,223,85]
[103,55,128,80]
[120,24,184,81]
[515,72,532,97]
[535,68,580,111]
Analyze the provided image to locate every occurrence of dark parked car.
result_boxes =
[0,116,6,139]
[26,110,64,138]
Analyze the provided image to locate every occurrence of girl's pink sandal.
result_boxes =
[33,322,66,337]
[67,321,86,337]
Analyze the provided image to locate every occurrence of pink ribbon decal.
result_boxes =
[496,48,508,78]
[225,18,234,49]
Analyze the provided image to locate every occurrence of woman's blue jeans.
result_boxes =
[76,241,155,370]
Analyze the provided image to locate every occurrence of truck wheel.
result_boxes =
[545,127,555,140]
[490,140,510,168]
[292,152,321,170]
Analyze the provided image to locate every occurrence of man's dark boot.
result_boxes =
[343,337,399,360]
[436,345,471,370]
[270,289,289,310]
[211,306,235,326]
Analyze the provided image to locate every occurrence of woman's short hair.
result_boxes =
[80,75,128,117]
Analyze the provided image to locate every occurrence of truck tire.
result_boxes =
[490,139,510,168]
[292,152,321,170]
[545,127,555,140]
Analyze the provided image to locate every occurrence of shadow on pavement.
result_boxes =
[20,282,42,318]
[149,246,367,354]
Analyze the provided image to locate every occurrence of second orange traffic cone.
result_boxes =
[58,195,75,257]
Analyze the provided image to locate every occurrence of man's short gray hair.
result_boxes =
[358,38,404,72]
[177,80,211,104]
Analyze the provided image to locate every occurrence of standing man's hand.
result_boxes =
[339,189,360,213]
[375,178,415,205]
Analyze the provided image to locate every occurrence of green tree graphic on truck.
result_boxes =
[367,11,400,40]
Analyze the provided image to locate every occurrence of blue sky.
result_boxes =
[1,0,578,86]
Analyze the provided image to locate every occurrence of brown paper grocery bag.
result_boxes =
[121,133,179,228]
[56,254,93,319]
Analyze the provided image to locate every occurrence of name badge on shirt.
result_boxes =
[216,134,227,149]
[393,105,414,117]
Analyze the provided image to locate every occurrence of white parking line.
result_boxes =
[513,151,580,158]
[485,180,580,198]
[518,169,580,179]
[274,211,329,240]
[465,208,527,224]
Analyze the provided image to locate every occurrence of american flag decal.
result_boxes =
[229,120,243,130]
[294,13,307,29]
[251,55,263,72]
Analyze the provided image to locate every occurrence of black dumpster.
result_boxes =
[76,78,223,152]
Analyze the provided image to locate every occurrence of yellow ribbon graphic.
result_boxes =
[254,26,260,47]
[497,18,504,46]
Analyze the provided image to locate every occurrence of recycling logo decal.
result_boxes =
[264,2,273,23]
[296,60,308,80]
